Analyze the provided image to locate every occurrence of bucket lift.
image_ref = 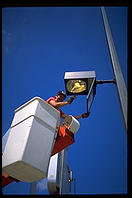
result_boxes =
[2,97,80,188]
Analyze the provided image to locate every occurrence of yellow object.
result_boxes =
[66,80,87,93]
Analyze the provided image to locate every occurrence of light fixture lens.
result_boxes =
[66,80,87,93]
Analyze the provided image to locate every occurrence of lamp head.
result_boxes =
[64,71,96,95]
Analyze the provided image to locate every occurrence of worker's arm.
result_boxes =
[49,100,69,108]
[49,96,75,108]
[73,112,90,119]
[73,115,82,119]
[61,112,90,120]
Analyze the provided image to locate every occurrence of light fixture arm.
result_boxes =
[96,79,116,85]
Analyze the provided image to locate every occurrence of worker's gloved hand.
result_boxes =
[81,112,90,118]
[67,96,76,104]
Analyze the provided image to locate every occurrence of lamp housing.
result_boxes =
[64,71,96,95]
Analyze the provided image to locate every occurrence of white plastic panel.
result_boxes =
[47,153,60,194]
[2,97,60,182]
[11,97,60,129]
[62,115,80,134]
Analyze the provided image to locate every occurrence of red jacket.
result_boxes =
[46,97,65,118]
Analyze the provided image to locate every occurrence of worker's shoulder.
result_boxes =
[46,96,55,103]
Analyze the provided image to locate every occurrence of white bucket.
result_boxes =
[2,97,60,182]
[62,115,80,134]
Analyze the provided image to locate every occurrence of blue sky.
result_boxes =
[2,6,127,194]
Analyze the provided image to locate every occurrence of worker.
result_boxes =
[46,90,89,119]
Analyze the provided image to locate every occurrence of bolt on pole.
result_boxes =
[101,7,127,135]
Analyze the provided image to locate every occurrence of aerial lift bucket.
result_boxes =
[2,98,80,187]
[2,97,60,183]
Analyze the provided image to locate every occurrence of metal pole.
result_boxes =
[30,182,37,194]
[59,149,65,194]
[74,178,76,194]
[101,7,127,134]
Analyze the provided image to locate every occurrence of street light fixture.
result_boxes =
[64,71,96,95]
[64,71,96,112]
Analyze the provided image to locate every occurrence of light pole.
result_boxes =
[101,7,127,134]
